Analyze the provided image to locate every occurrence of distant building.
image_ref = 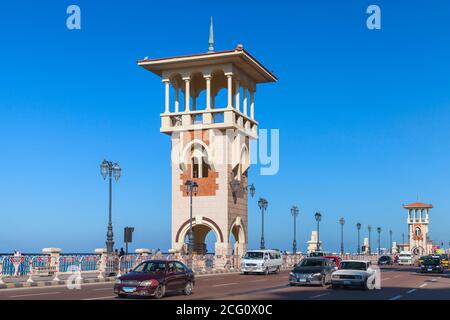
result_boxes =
[402,202,434,255]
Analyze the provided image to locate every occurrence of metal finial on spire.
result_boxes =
[208,16,214,52]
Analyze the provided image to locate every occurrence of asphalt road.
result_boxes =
[0,265,449,300]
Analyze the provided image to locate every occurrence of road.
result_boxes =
[0,266,449,300]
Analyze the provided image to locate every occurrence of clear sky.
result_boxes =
[1,1,449,254]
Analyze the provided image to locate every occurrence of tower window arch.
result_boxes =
[190,144,210,178]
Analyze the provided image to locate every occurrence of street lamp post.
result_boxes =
[314,212,322,252]
[368,225,372,255]
[377,227,382,255]
[356,223,361,255]
[100,159,122,254]
[402,232,405,248]
[258,198,268,250]
[389,230,393,254]
[185,180,199,255]
[339,218,345,256]
[291,206,299,254]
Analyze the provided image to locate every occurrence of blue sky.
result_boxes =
[0,1,449,253]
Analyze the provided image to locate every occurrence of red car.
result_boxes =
[114,260,195,299]
[324,255,340,268]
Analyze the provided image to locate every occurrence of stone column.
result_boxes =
[163,79,170,113]
[43,248,61,281]
[226,74,233,108]
[205,75,212,110]
[184,77,191,112]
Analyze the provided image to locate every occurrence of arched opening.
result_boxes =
[229,220,246,257]
[170,73,183,113]
[211,70,227,108]
[179,222,221,255]
[190,72,206,111]
[189,143,211,178]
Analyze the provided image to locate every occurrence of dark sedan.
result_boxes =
[289,257,335,286]
[114,260,195,299]
[419,257,444,274]
[378,255,393,265]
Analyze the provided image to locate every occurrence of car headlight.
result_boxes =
[312,273,322,278]
[289,272,295,277]
[332,274,339,279]
[140,279,158,287]
[115,279,121,285]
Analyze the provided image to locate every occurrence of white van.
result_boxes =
[398,251,413,265]
[241,249,283,275]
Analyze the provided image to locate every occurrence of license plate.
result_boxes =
[428,268,432,272]
[298,278,306,283]
[123,287,136,293]
[344,280,351,285]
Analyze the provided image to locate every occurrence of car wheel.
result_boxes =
[183,281,193,296]
[117,294,127,298]
[363,279,370,290]
[154,284,166,299]
[289,283,296,286]
[331,284,339,289]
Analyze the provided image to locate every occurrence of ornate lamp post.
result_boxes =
[291,206,299,254]
[356,223,361,255]
[339,217,345,256]
[185,180,199,254]
[368,225,372,255]
[377,227,382,255]
[314,212,322,251]
[402,232,405,248]
[258,198,268,250]
[100,160,122,254]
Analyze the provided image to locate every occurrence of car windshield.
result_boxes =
[399,254,411,257]
[133,261,166,273]
[379,256,389,260]
[298,259,324,267]
[340,262,367,271]
[244,252,264,259]
[423,258,440,265]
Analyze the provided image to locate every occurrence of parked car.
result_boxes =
[241,249,282,275]
[331,260,376,290]
[289,257,335,286]
[324,255,340,269]
[114,260,195,299]
[417,255,429,266]
[398,251,413,266]
[419,257,444,274]
[438,254,449,268]
[378,255,393,265]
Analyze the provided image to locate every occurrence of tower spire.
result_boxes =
[208,16,214,52]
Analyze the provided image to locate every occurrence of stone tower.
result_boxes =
[137,30,277,256]
[403,202,433,255]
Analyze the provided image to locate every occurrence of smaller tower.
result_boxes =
[402,202,433,255]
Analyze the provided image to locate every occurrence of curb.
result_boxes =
[0,277,116,290]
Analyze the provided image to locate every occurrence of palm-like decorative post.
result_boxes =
[356,223,361,255]
[100,160,122,254]
[339,217,345,256]
[368,225,372,255]
[314,212,322,251]
[377,227,382,255]
[258,198,268,250]
[291,206,299,254]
